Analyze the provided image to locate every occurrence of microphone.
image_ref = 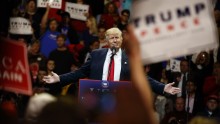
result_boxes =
[111,46,116,55]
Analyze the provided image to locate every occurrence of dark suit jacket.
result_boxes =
[60,48,165,95]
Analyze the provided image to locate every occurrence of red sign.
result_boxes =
[0,38,32,95]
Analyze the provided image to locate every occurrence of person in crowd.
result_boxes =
[58,11,79,44]
[97,26,108,48]
[164,59,189,102]
[69,0,91,34]
[49,34,76,75]
[161,97,192,124]
[175,59,190,98]
[33,68,49,94]
[46,59,55,76]
[185,79,201,116]
[24,93,56,124]
[28,40,47,68]
[203,62,220,98]
[197,94,220,122]
[0,100,18,124]
[79,40,100,64]
[35,95,87,124]
[23,0,43,39]
[98,2,120,29]
[43,27,180,95]
[47,0,66,22]
[40,5,70,58]
[190,51,214,103]
[117,9,130,31]
[45,59,62,95]
[28,40,47,82]
[80,16,98,48]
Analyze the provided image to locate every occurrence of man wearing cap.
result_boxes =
[197,95,220,121]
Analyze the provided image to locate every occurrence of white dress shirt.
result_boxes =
[185,94,195,113]
[102,48,122,81]
[177,73,188,97]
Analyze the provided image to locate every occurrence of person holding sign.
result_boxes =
[40,4,70,58]
[43,27,181,95]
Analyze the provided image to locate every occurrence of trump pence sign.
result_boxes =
[131,0,219,64]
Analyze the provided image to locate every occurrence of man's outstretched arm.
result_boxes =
[147,76,181,95]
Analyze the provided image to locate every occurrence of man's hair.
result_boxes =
[121,9,130,17]
[56,34,66,41]
[89,40,99,46]
[48,18,58,25]
[98,26,106,31]
[105,27,122,40]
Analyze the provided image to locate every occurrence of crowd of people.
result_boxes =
[0,0,220,124]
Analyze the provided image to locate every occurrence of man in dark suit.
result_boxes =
[43,27,180,95]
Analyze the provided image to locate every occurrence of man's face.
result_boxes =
[56,37,65,48]
[206,99,218,111]
[108,4,115,14]
[49,20,58,31]
[90,41,100,51]
[38,70,47,82]
[180,61,189,73]
[186,81,196,93]
[107,33,123,49]
[121,12,129,22]
[175,98,185,112]
[30,43,40,54]
[98,28,106,40]
[27,1,36,12]
[47,60,55,71]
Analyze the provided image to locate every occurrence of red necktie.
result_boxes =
[107,54,115,81]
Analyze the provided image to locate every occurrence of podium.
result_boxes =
[78,79,131,118]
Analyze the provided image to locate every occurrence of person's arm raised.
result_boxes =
[124,26,157,124]
[40,4,50,34]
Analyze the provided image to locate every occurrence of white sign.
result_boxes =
[37,0,62,9]
[65,2,89,21]
[170,59,180,72]
[9,17,33,35]
[131,0,219,64]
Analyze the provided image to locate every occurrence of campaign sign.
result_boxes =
[170,59,181,72]
[131,0,219,64]
[0,38,32,95]
[65,2,89,21]
[37,0,62,9]
[78,79,131,113]
[9,17,33,35]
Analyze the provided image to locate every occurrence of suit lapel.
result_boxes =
[98,49,108,79]
[120,50,129,80]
